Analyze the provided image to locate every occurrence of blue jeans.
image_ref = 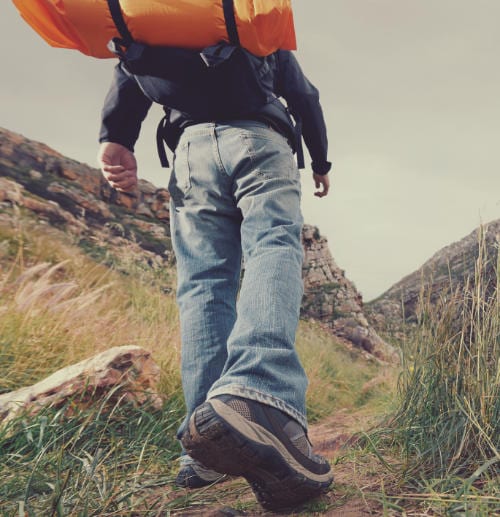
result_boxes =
[168,121,308,441]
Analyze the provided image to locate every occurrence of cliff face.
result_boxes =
[0,127,174,282]
[0,127,394,361]
[301,225,397,362]
[366,220,500,333]
[0,128,171,224]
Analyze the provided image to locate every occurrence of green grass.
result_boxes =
[366,229,500,515]
[296,320,396,422]
[0,398,185,515]
[0,221,181,395]
[0,216,397,514]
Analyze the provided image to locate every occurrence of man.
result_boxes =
[98,48,333,511]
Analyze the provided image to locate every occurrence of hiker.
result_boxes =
[98,45,333,510]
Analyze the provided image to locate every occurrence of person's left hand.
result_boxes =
[313,173,330,198]
[97,142,138,193]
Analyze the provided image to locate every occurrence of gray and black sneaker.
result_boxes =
[175,459,226,489]
[181,395,333,510]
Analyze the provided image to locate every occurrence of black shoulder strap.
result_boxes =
[222,0,240,46]
[107,0,134,47]
[156,115,170,168]
[108,0,238,49]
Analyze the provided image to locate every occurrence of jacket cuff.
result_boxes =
[98,135,135,153]
[311,161,332,175]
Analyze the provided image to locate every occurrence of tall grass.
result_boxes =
[0,218,396,514]
[0,222,181,396]
[0,222,186,514]
[379,228,500,513]
[297,320,396,422]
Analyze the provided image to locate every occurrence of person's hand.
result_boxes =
[97,142,138,193]
[313,173,330,198]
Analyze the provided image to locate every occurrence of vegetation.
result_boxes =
[367,230,500,514]
[1,213,498,515]
[0,219,394,515]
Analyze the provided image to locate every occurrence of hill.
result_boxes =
[367,219,500,335]
[0,126,394,362]
[1,127,497,516]
[0,127,399,515]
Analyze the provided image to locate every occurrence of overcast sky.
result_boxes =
[2,1,500,300]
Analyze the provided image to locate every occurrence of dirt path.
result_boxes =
[163,411,387,516]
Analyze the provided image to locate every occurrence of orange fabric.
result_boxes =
[12,0,296,58]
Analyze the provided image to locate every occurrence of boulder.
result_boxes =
[0,345,163,425]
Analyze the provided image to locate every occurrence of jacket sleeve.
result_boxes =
[99,62,152,151]
[275,51,331,175]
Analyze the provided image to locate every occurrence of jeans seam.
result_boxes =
[213,128,228,177]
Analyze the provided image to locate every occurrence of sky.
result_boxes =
[2,1,500,301]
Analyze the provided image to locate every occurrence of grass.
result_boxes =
[0,399,185,515]
[296,320,396,422]
[0,216,395,515]
[0,221,181,396]
[365,227,500,515]
[3,209,499,515]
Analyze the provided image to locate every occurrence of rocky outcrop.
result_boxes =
[367,220,500,332]
[301,225,398,362]
[1,127,395,360]
[0,127,171,224]
[0,127,173,276]
[0,346,163,425]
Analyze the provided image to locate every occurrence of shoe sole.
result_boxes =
[181,399,333,510]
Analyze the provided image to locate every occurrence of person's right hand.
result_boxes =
[97,142,138,193]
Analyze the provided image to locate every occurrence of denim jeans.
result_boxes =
[168,121,308,441]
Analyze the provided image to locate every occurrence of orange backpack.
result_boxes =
[12,0,296,58]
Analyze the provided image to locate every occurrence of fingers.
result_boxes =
[313,173,330,198]
[98,142,138,193]
[101,164,125,173]
[102,167,138,193]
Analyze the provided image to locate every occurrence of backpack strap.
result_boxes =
[106,0,134,47]
[222,0,240,46]
[294,118,305,169]
[156,115,170,168]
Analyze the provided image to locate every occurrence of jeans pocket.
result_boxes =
[240,131,297,180]
[168,142,192,205]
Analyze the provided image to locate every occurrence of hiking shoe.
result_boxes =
[175,459,226,489]
[181,395,333,510]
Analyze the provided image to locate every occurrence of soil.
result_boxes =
[151,410,393,516]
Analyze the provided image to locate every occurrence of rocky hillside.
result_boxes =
[367,220,500,333]
[301,226,397,361]
[0,127,394,361]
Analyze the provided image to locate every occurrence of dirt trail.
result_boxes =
[167,411,386,516]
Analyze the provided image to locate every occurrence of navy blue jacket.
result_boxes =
[99,50,331,175]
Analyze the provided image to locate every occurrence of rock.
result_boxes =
[366,219,500,335]
[22,196,86,233]
[136,202,154,218]
[115,190,138,210]
[301,224,398,363]
[149,189,171,213]
[123,216,167,239]
[0,346,163,425]
[47,182,113,219]
[155,209,170,221]
[0,127,172,224]
[0,177,24,204]
[29,169,43,180]
[138,178,158,195]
